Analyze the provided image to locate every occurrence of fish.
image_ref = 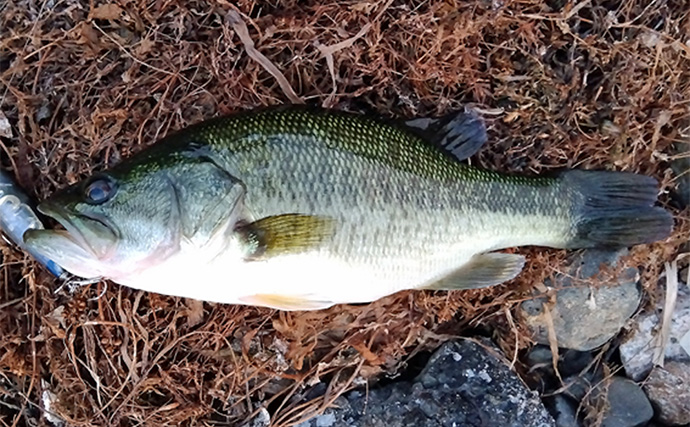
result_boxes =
[24,105,673,311]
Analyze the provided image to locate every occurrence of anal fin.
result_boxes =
[238,294,335,311]
[422,253,526,290]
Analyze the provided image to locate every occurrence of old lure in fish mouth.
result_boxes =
[24,189,120,279]
[24,106,673,311]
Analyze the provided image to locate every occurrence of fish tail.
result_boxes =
[563,170,673,248]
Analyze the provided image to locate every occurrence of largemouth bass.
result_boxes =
[24,106,672,310]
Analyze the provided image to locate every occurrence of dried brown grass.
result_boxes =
[1,0,689,425]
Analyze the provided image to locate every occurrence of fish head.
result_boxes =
[24,169,183,281]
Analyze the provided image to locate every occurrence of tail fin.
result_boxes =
[563,170,673,248]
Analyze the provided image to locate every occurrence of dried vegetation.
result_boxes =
[1,0,689,425]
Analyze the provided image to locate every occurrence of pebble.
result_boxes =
[619,283,690,381]
[527,345,554,369]
[526,346,594,382]
[296,339,555,427]
[0,110,11,138]
[599,377,653,427]
[563,374,597,402]
[559,374,652,427]
[520,249,640,351]
[241,407,270,427]
[643,361,690,426]
[546,395,580,427]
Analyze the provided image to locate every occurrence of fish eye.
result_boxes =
[84,176,117,204]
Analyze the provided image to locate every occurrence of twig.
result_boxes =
[316,0,393,106]
[503,305,520,370]
[542,303,564,384]
[226,10,304,104]
[315,24,371,106]
[653,261,679,367]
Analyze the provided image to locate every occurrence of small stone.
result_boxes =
[520,249,641,351]
[41,380,65,427]
[545,395,580,427]
[681,329,690,357]
[559,350,594,377]
[0,110,11,138]
[563,374,597,401]
[314,412,336,427]
[527,345,553,368]
[36,102,52,124]
[643,361,690,426]
[241,407,270,427]
[600,377,653,427]
[619,284,690,381]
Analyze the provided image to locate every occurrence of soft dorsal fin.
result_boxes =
[235,214,336,261]
[422,252,525,290]
[400,107,488,162]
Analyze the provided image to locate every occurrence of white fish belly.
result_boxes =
[116,250,456,307]
[111,209,569,309]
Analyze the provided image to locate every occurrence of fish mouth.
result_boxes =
[34,201,119,260]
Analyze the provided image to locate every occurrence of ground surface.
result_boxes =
[0,0,689,426]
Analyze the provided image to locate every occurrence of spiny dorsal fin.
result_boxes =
[401,107,488,162]
[422,252,526,290]
[235,214,336,261]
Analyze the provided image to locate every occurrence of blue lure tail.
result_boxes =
[0,169,64,277]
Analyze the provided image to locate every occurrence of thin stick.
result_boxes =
[653,261,679,367]
[226,10,304,105]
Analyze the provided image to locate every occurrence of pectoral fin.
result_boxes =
[235,214,335,261]
[238,294,335,311]
[422,253,526,290]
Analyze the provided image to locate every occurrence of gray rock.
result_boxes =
[559,350,594,377]
[600,377,653,427]
[297,339,555,427]
[241,407,270,427]
[563,374,597,401]
[527,345,554,369]
[520,249,640,351]
[643,361,690,426]
[619,283,690,381]
[526,346,593,379]
[546,395,580,427]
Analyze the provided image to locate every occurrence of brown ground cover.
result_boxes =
[1,0,689,425]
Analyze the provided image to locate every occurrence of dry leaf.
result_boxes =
[43,306,67,339]
[185,299,205,328]
[75,21,101,52]
[90,4,123,21]
[350,2,376,13]
[135,38,155,56]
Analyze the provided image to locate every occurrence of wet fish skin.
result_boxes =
[23,106,672,310]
